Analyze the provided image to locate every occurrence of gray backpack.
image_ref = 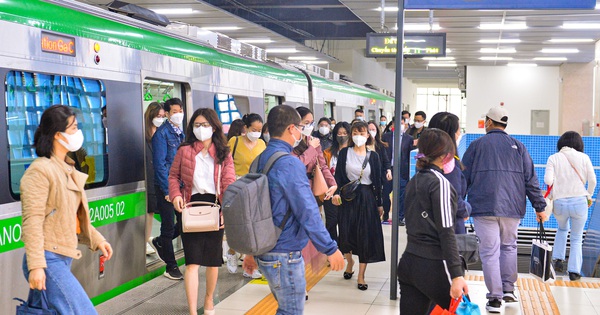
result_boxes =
[222,151,292,256]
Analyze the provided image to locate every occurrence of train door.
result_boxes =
[141,78,187,267]
[324,101,335,120]
[264,93,284,117]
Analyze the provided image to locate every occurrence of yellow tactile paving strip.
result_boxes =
[245,262,330,315]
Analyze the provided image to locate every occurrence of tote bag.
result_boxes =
[529,222,555,283]
[14,290,57,315]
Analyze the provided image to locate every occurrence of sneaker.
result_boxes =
[569,272,581,281]
[149,237,165,263]
[503,291,519,303]
[553,259,566,273]
[243,269,262,279]
[486,298,502,313]
[146,242,156,255]
[164,266,183,280]
[226,253,238,274]
[399,219,406,226]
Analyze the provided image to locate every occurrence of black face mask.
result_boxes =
[337,135,348,145]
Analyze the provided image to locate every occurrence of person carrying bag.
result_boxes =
[529,221,556,283]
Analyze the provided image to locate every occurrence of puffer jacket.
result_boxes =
[462,129,546,218]
[152,122,185,196]
[168,141,235,204]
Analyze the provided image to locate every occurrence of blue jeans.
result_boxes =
[256,251,305,315]
[552,196,588,275]
[22,251,97,314]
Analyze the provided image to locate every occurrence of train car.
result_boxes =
[0,0,394,311]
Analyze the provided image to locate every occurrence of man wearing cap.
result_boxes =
[462,106,547,313]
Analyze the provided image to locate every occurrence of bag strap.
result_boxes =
[232,136,240,159]
[215,164,222,203]
[538,221,548,242]
[357,151,371,181]
[561,152,585,185]
[544,185,553,198]
[421,211,437,229]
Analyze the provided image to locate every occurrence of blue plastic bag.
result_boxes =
[14,290,57,315]
[455,295,481,315]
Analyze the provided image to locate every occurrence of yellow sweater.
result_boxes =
[228,136,266,176]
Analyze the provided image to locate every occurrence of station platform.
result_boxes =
[97,225,600,315]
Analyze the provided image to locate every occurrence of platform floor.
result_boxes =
[98,224,600,315]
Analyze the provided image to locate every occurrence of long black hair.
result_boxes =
[330,121,351,158]
[34,105,76,158]
[293,106,313,156]
[182,108,230,164]
[428,112,463,170]
[415,128,456,170]
[368,121,388,150]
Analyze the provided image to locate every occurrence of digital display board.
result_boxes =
[366,33,446,58]
[404,0,595,10]
[41,31,76,57]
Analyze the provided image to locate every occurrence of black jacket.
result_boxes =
[381,131,413,181]
[311,130,333,151]
[334,147,383,207]
[404,165,463,279]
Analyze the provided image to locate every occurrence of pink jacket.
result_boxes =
[168,141,236,204]
[292,137,336,187]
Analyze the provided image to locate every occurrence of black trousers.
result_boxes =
[155,187,181,270]
[323,199,338,243]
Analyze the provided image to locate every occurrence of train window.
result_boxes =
[214,94,242,134]
[264,94,283,116]
[324,101,335,120]
[5,71,107,196]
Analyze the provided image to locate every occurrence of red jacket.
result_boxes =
[168,141,235,204]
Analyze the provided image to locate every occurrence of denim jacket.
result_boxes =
[152,122,185,196]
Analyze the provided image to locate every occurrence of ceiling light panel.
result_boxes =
[288,56,318,60]
[375,7,399,12]
[480,48,517,53]
[201,26,242,31]
[428,63,457,67]
[479,23,527,30]
[479,56,513,61]
[404,24,442,31]
[507,63,538,67]
[238,38,273,44]
[479,39,521,44]
[533,57,568,61]
[152,8,196,15]
[548,38,595,43]
[562,23,600,29]
[540,48,579,53]
[422,57,455,61]
[265,48,298,53]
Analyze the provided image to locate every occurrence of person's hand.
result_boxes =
[327,250,345,271]
[242,255,258,275]
[413,139,419,147]
[386,169,392,181]
[536,211,548,222]
[450,276,468,299]
[588,198,593,208]
[309,137,320,148]
[98,241,113,260]
[28,268,46,290]
[324,186,337,200]
[332,195,342,206]
[172,196,185,213]
[164,195,171,203]
[464,217,470,221]
[378,206,384,218]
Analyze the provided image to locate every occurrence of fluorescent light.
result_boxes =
[480,48,516,53]
[446,49,452,53]
[201,26,242,31]
[265,48,298,54]
[548,38,595,43]
[288,56,318,60]
[540,48,579,54]
[152,8,196,15]
[375,7,399,12]
[562,23,600,29]
[534,57,568,61]
[422,57,455,61]
[428,63,457,67]
[479,23,527,30]
[238,38,273,44]
[404,24,442,31]
[479,56,513,61]
[507,63,537,67]
[596,3,600,9]
[301,60,329,65]
[479,39,521,44]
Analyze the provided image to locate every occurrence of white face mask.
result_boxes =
[263,133,270,143]
[369,130,377,139]
[414,121,425,129]
[301,124,314,136]
[247,131,261,142]
[352,135,367,147]
[58,129,84,152]
[292,127,302,147]
[193,126,213,141]
[152,117,165,128]
[319,126,330,135]
[356,116,364,121]
[170,112,184,126]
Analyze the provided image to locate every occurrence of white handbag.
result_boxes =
[182,165,221,233]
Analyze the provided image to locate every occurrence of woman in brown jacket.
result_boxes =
[168,108,235,315]
[21,105,113,314]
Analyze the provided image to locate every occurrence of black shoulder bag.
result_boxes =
[339,151,371,201]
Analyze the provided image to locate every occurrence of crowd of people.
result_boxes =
[18,102,597,315]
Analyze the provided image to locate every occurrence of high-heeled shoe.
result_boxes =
[357,283,368,291]
[343,271,354,280]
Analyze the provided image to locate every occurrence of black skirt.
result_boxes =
[337,185,385,264]
[180,193,224,267]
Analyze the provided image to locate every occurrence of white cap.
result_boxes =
[486,106,508,125]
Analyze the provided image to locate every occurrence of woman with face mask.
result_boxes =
[367,121,392,185]
[428,112,471,235]
[20,105,113,314]
[331,121,385,291]
[144,102,165,255]
[311,117,333,151]
[260,122,270,144]
[168,108,236,315]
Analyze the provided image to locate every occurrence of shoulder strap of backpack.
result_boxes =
[232,136,240,159]
[261,151,288,174]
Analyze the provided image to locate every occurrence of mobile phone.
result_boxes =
[99,254,106,279]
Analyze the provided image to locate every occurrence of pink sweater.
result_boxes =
[292,138,336,187]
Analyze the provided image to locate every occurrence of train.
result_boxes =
[0,0,394,311]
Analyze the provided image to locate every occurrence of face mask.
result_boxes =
[263,133,270,143]
[193,126,213,141]
[442,154,456,174]
[319,126,330,135]
[247,131,261,142]
[152,117,165,128]
[337,135,348,145]
[170,112,184,126]
[356,116,364,121]
[102,117,107,127]
[301,124,314,136]
[352,135,367,147]
[404,118,410,125]
[400,124,405,133]
[414,121,424,129]
[292,126,302,147]
[380,121,386,126]
[369,130,377,139]
[58,129,84,152]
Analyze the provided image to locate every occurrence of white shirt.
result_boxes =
[544,147,596,200]
[191,151,216,196]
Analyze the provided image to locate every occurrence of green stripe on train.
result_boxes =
[0,191,146,254]
[0,0,393,102]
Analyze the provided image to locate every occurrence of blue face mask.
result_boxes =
[380,121,386,126]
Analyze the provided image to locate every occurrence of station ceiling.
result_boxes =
[79,0,600,86]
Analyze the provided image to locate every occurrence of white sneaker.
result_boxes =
[146,242,156,255]
[243,269,262,279]
[226,253,238,274]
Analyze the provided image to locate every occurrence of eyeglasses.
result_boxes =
[298,122,314,130]
[193,122,211,128]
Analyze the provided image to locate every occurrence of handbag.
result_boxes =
[311,159,328,197]
[544,185,553,214]
[529,221,556,283]
[339,151,370,201]
[14,290,58,315]
[182,165,221,233]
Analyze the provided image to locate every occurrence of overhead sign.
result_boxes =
[366,33,446,58]
[41,31,76,57]
[404,0,595,10]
